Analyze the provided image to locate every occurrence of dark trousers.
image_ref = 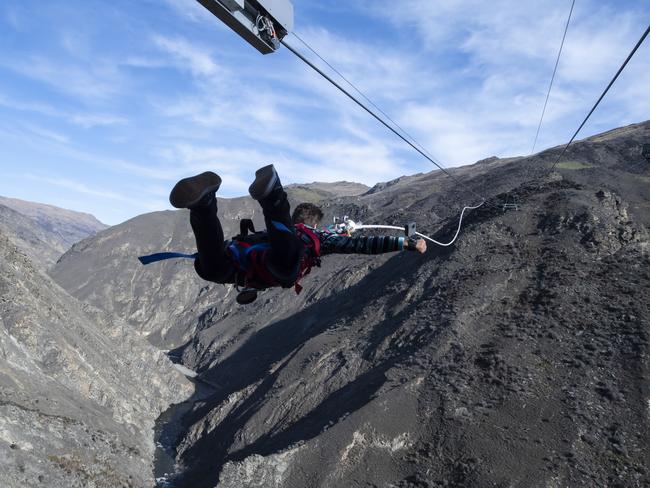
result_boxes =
[190,189,303,287]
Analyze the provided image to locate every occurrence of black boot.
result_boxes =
[249,165,301,286]
[249,164,293,229]
[248,164,281,201]
[188,189,234,283]
[170,171,221,209]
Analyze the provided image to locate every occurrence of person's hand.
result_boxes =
[414,238,427,253]
[406,238,427,253]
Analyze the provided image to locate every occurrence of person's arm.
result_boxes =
[319,231,427,255]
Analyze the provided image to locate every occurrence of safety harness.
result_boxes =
[225,219,321,295]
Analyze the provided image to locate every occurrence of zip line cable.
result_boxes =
[290,30,492,218]
[504,0,575,209]
[277,19,648,246]
[290,30,496,237]
[282,21,648,219]
[280,37,464,183]
[280,36,489,244]
[291,31,448,170]
[531,0,575,154]
[280,37,491,208]
[547,23,650,174]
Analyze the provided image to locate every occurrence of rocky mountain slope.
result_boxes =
[0,196,107,268]
[50,121,649,487]
[0,230,192,487]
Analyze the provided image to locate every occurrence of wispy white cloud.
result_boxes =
[0,121,71,145]
[2,4,25,31]
[22,174,154,207]
[161,0,211,23]
[152,35,222,77]
[0,56,123,101]
[0,93,127,128]
[288,27,437,104]
[366,0,650,161]
[143,26,418,184]
[69,113,128,128]
[123,56,171,69]
[21,124,70,145]
[559,12,646,83]
[0,94,60,117]
[59,29,93,59]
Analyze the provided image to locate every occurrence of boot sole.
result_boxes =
[248,164,278,200]
[170,171,222,209]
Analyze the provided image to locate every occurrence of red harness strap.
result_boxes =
[293,224,321,294]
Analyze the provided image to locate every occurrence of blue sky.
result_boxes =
[0,0,648,225]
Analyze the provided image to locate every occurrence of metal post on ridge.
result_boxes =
[642,143,650,163]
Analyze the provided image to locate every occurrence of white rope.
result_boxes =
[354,224,404,231]
[352,202,484,247]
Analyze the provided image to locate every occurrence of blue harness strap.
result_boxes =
[227,241,270,270]
[138,252,198,265]
[140,232,272,268]
[271,220,293,233]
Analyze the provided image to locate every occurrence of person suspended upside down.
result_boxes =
[169,164,427,304]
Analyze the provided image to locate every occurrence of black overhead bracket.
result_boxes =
[196,0,293,54]
[405,222,417,237]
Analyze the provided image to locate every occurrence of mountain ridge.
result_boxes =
[0,195,108,268]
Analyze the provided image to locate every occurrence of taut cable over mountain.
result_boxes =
[142,1,649,305]
[505,0,576,211]
[546,23,650,175]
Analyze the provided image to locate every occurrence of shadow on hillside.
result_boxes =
[173,261,438,486]
[172,256,418,473]
[169,204,510,487]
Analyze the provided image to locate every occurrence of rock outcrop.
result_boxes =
[0,231,192,487]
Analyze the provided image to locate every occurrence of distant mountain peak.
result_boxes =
[0,195,108,268]
[286,181,370,198]
[0,195,106,227]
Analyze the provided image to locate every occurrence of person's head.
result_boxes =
[292,202,324,227]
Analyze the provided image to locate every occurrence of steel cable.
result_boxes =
[531,0,576,154]
[547,24,650,174]
[280,37,492,208]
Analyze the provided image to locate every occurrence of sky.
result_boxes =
[0,0,648,225]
